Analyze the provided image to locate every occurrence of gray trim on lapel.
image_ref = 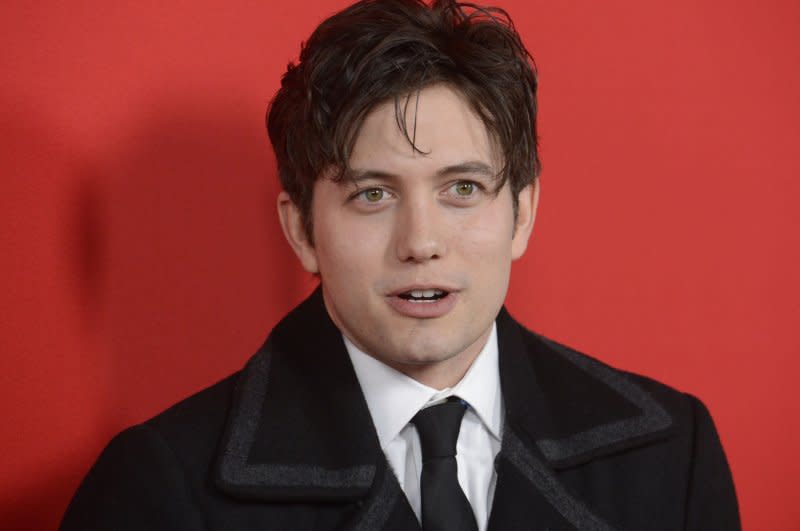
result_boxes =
[491,309,677,529]
[496,308,675,470]
[217,347,376,494]
[504,429,617,531]
[214,288,387,501]
[343,465,409,531]
[534,336,673,466]
[211,287,422,528]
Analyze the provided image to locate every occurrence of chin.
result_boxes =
[389,342,461,366]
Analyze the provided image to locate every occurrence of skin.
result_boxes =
[278,83,539,389]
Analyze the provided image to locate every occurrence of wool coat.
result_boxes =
[60,289,740,530]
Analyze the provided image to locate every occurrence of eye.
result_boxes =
[351,187,392,205]
[361,188,387,202]
[454,181,476,196]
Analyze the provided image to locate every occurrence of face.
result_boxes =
[279,84,538,388]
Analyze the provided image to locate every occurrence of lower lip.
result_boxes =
[385,292,458,319]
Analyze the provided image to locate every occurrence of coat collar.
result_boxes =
[215,287,381,502]
[488,308,673,530]
[495,306,673,470]
[214,287,673,528]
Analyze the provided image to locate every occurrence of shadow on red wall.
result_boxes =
[1,100,310,529]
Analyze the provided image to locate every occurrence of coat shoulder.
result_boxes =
[143,372,241,474]
[59,375,242,531]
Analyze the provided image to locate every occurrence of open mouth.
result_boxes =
[397,289,448,302]
[387,287,457,318]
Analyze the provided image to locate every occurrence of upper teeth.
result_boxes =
[409,289,444,298]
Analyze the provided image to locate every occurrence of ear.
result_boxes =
[277,191,319,273]
[511,179,540,260]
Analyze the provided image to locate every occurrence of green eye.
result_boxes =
[455,182,475,196]
[363,189,384,202]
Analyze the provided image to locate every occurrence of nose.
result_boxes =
[394,197,446,263]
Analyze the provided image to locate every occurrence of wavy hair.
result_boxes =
[267,0,540,241]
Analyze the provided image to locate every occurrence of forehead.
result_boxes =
[348,84,500,176]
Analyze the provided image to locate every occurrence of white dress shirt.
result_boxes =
[344,324,503,531]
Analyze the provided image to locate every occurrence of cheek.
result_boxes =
[314,213,389,277]
[451,203,515,259]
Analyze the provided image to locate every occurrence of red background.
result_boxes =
[2,1,798,529]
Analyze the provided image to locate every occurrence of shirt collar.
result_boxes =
[344,323,503,450]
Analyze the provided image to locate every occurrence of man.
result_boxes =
[61,0,740,529]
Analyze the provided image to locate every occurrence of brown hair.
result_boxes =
[267,0,540,242]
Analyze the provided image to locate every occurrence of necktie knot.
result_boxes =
[412,398,467,461]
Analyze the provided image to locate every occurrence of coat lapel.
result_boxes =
[214,288,419,530]
[488,308,674,530]
[214,289,675,530]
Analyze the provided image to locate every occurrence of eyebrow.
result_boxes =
[343,160,497,184]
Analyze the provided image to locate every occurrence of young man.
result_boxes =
[61,1,739,529]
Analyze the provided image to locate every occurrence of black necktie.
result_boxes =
[411,398,479,531]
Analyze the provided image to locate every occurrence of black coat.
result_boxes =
[61,289,740,530]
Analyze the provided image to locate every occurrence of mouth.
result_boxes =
[386,286,459,318]
[396,288,449,303]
